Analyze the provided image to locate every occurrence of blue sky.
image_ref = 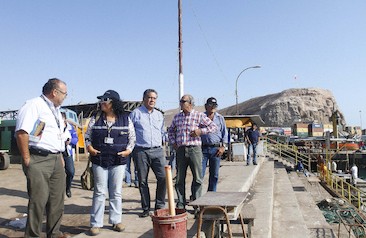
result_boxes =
[1,1,365,127]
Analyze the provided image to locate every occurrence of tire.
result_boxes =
[0,153,10,170]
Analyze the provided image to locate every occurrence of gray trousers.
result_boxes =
[133,147,166,212]
[23,153,65,238]
[175,146,203,209]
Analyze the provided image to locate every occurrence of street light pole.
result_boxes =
[360,110,363,130]
[235,65,261,114]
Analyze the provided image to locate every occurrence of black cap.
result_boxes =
[206,97,218,106]
[97,90,120,101]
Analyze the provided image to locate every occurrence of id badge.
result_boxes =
[104,137,114,144]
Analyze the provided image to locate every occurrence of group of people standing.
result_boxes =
[15,78,265,237]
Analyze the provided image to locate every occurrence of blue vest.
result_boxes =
[90,113,129,168]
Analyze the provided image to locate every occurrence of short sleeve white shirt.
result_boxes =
[16,95,66,152]
[351,165,358,180]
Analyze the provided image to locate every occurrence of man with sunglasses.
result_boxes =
[16,78,70,238]
[168,94,217,214]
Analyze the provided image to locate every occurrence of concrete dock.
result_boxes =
[0,153,349,237]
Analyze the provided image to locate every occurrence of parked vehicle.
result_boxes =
[0,150,10,170]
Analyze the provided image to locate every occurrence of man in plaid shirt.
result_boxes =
[168,94,217,212]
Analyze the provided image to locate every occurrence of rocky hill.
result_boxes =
[218,88,346,127]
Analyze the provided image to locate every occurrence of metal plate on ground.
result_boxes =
[293,186,306,192]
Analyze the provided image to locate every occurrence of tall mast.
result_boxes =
[178,0,184,100]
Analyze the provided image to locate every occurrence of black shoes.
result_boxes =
[139,210,150,218]
[66,189,72,198]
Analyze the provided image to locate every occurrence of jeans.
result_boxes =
[247,142,257,165]
[133,147,166,212]
[125,156,138,186]
[90,164,126,227]
[63,155,75,192]
[175,146,203,209]
[202,146,221,192]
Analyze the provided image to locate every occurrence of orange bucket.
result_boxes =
[151,208,187,238]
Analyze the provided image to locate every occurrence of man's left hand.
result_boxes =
[190,129,201,137]
[216,146,225,157]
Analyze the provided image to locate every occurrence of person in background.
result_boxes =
[61,112,78,198]
[168,94,217,214]
[129,89,166,218]
[200,97,228,192]
[15,78,70,238]
[85,90,135,235]
[331,160,337,173]
[296,161,304,172]
[317,154,325,174]
[350,163,358,186]
[125,155,138,188]
[245,123,261,165]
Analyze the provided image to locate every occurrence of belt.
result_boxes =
[202,144,221,148]
[29,147,61,156]
[180,145,198,148]
[135,146,161,150]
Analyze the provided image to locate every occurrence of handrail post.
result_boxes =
[348,184,351,202]
[295,152,298,167]
[279,144,281,157]
[357,190,361,210]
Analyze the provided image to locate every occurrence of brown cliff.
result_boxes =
[218,88,346,127]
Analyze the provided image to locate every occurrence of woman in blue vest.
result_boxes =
[85,90,136,236]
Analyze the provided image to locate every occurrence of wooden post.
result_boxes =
[165,165,176,216]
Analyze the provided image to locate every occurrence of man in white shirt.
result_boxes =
[16,78,70,238]
[351,163,358,186]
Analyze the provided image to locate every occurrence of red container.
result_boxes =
[151,208,188,238]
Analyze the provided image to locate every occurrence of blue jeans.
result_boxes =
[90,164,126,227]
[133,147,166,212]
[125,156,138,186]
[247,142,257,165]
[175,146,203,209]
[202,146,221,192]
[63,155,75,192]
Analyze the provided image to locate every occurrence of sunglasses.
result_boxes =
[206,103,217,107]
[99,98,112,102]
[180,99,189,104]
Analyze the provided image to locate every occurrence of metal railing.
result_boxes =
[266,138,366,215]
[321,167,366,213]
[266,138,314,171]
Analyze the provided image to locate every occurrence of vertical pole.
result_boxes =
[360,110,362,130]
[165,165,176,216]
[178,0,184,100]
[228,128,232,161]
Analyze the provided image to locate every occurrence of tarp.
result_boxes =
[224,115,265,128]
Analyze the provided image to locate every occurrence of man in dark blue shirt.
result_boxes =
[245,123,261,165]
[201,97,228,192]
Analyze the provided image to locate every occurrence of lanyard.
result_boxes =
[104,120,114,137]
[40,95,61,129]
